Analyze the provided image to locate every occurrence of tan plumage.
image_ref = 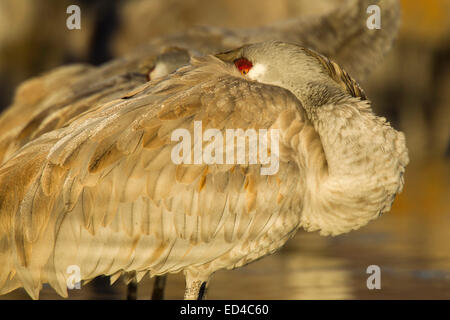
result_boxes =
[0,64,149,165]
[0,40,408,299]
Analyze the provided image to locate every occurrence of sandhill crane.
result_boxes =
[0,40,408,299]
[0,0,401,299]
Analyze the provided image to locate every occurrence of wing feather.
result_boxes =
[0,55,321,296]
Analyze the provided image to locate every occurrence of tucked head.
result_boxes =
[216,40,366,107]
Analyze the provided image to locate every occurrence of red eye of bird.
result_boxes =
[234,58,253,75]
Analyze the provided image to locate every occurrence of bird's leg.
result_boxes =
[183,269,211,300]
[197,281,208,300]
[126,273,138,300]
[151,275,167,300]
[184,279,209,300]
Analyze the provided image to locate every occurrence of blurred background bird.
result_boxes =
[0,0,448,299]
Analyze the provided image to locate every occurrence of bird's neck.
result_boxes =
[310,99,377,177]
[297,97,408,236]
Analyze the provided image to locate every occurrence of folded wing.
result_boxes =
[0,55,326,298]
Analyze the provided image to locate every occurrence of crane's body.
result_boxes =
[0,42,408,299]
[0,0,405,300]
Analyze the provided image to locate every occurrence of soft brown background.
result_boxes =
[0,0,449,299]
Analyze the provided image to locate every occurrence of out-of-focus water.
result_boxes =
[2,162,449,300]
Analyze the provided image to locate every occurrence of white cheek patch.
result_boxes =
[247,63,267,81]
[149,62,169,79]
